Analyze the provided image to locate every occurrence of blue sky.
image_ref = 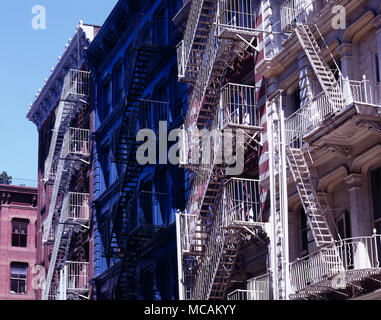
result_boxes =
[0,0,118,185]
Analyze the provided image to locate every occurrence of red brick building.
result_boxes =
[0,184,37,300]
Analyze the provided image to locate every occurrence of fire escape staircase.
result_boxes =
[42,70,90,300]
[295,23,346,112]
[108,38,159,300]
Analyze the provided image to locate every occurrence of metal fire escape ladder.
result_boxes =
[295,23,346,111]
[108,20,159,298]
[286,147,335,247]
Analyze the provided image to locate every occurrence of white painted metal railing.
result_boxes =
[285,76,381,146]
[228,273,270,300]
[66,261,89,292]
[290,235,381,293]
[176,40,186,79]
[218,83,259,129]
[341,76,381,107]
[62,192,90,223]
[63,128,90,158]
[216,0,257,35]
[223,178,261,225]
[63,69,90,99]
[280,0,326,30]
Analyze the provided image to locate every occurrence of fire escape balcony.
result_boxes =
[290,234,381,299]
[180,177,262,257]
[216,0,258,41]
[62,69,91,102]
[127,191,169,236]
[61,192,90,226]
[218,83,261,131]
[227,273,270,300]
[62,128,90,161]
[56,261,89,300]
[285,77,381,146]
[139,99,169,134]
[280,0,331,31]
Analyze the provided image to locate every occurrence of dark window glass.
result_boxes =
[12,219,28,247]
[10,263,28,294]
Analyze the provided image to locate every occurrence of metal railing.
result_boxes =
[66,261,89,291]
[228,273,270,300]
[290,234,381,293]
[216,0,257,35]
[223,178,261,225]
[63,69,90,99]
[280,0,328,30]
[63,128,90,158]
[127,191,169,233]
[179,0,212,81]
[285,76,381,146]
[62,192,90,223]
[176,40,186,79]
[341,76,381,107]
[139,99,169,133]
[218,83,259,129]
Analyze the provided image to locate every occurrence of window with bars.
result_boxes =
[10,263,28,294]
[12,219,28,247]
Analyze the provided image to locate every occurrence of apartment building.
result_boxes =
[175,0,381,300]
[0,184,37,300]
[86,0,188,300]
[27,22,99,300]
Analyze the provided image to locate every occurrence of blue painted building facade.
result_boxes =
[86,0,188,300]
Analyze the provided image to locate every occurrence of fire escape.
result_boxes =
[176,0,264,300]
[107,16,167,300]
[42,69,91,300]
[271,0,381,299]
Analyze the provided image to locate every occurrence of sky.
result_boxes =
[0,0,118,186]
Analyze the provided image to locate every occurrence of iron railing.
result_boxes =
[139,99,169,133]
[66,261,89,292]
[285,77,381,146]
[216,0,257,35]
[228,273,270,300]
[280,0,329,30]
[63,128,90,158]
[63,69,91,99]
[127,191,169,233]
[62,192,90,223]
[218,83,259,129]
[290,234,381,293]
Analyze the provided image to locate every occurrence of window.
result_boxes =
[10,263,28,294]
[300,208,309,256]
[12,219,28,247]
[371,167,381,233]
[375,54,380,83]
[113,64,124,106]
[102,79,112,120]
[101,145,111,189]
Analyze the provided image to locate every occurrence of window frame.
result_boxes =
[11,219,29,248]
[10,262,28,295]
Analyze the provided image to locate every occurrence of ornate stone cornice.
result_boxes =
[344,173,362,189]
[318,143,352,159]
[27,22,97,131]
[351,144,381,174]
[355,120,381,135]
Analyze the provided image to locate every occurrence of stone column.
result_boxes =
[344,173,372,237]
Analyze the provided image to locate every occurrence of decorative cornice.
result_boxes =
[355,120,381,135]
[318,143,352,159]
[344,173,362,189]
[351,144,381,174]
[320,165,349,193]
[26,22,97,131]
